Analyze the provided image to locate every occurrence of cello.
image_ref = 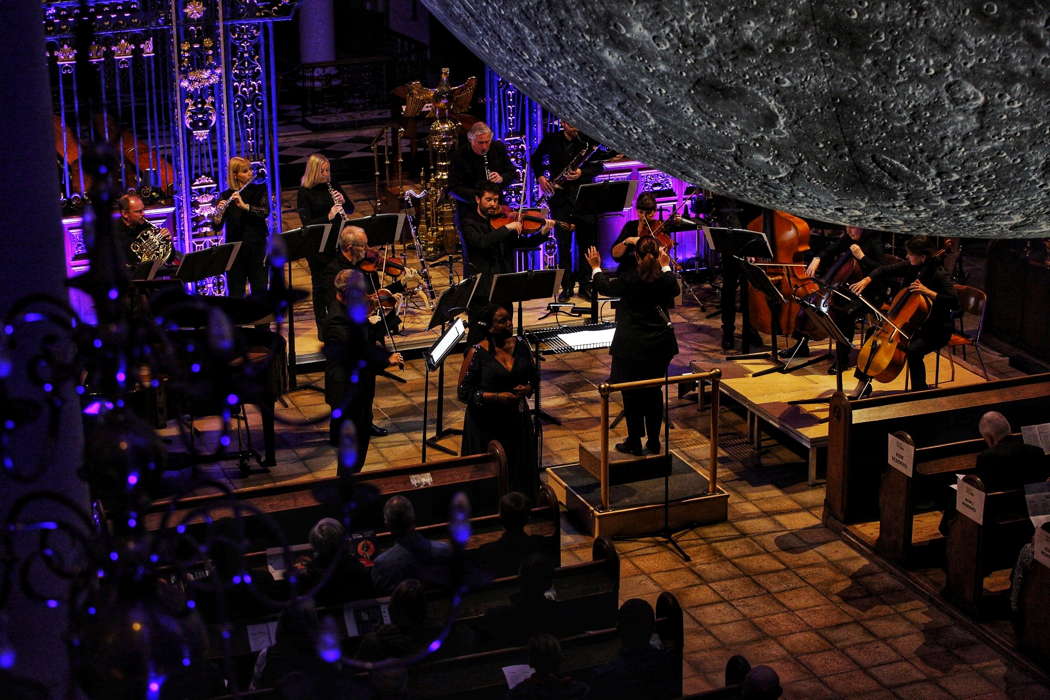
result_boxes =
[746,210,818,338]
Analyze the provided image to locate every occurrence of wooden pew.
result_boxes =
[943,474,1034,615]
[1017,522,1050,666]
[876,432,989,563]
[145,441,509,548]
[825,374,1050,526]
[205,538,620,683]
[402,591,681,700]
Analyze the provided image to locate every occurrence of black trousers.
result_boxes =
[906,329,950,391]
[227,242,268,298]
[330,373,377,475]
[308,253,334,334]
[610,354,669,445]
[719,255,743,333]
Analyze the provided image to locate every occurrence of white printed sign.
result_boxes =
[1025,482,1050,529]
[246,621,278,652]
[1035,525,1050,569]
[887,433,915,477]
[1021,423,1050,455]
[410,472,433,489]
[956,475,986,524]
[502,665,535,689]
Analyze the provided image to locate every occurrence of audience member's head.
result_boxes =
[309,517,346,564]
[275,598,319,654]
[389,578,427,631]
[384,496,416,538]
[978,411,1011,448]
[617,598,656,651]
[370,662,409,698]
[741,665,782,699]
[499,491,531,534]
[528,633,563,677]
[725,654,752,686]
[518,553,554,602]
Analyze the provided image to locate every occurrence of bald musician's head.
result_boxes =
[978,411,1011,448]
[118,194,146,227]
[338,225,368,264]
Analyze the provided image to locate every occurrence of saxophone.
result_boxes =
[129,220,173,263]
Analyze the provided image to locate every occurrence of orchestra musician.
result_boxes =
[849,235,957,392]
[610,192,661,276]
[297,153,352,336]
[325,225,403,437]
[459,182,554,279]
[324,269,403,469]
[116,193,171,265]
[530,120,606,302]
[212,157,270,298]
[780,226,884,372]
[448,122,517,222]
[585,239,679,456]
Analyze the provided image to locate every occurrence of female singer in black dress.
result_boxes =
[296,153,352,334]
[212,156,270,297]
[585,238,679,456]
[458,304,539,499]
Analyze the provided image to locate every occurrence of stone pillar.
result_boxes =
[298,0,336,65]
[0,0,87,695]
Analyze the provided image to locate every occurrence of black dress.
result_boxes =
[458,338,538,499]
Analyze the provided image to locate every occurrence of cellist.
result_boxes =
[849,235,957,392]
[780,226,884,372]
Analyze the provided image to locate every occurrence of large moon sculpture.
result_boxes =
[423,0,1050,237]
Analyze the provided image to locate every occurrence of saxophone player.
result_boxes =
[297,153,352,334]
[530,120,607,302]
[212,156,270,298]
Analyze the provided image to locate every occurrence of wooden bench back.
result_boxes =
[826,374,1050,524]
[1018,522,1050,665]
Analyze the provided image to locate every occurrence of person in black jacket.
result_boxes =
[530,120,606,302]
[780,226,884,372]
[585,238,679,456]
[323,269,403,470]
[297,153,352,336]
[212,157,270,297]
[588,599,677,700]
[447,122,517,221]
[458,182,552,283]
[850,235,957,391]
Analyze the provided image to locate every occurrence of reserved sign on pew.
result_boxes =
[887,432,915,477]
[956,475,986,524]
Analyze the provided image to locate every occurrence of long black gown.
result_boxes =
[457,338,538,499]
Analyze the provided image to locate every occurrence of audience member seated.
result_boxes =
[741,665,782,699]
[475,491,549,579]
[371,496,452,595]
[292,517,373,606]
[250,599,341,692]
[193,538,277,622]
[357,579,430,661]
[588,598,677,699]
[939,411,1050,535]
[508,633,590,700]
[725,654,752,687]
[474,553,562,649]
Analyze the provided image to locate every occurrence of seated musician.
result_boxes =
[849,235,956,392]
[116,193,172,266]
[781,225,884,372]
[458,181,553,285]
[323,269,403,459]
[324,225,404,335]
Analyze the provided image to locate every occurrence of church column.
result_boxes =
[298,0,336,65]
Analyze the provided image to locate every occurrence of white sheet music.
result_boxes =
[247,621,278,652]
[502,665,535,689]
[557,327,616,350]
[1021,423,1050,455]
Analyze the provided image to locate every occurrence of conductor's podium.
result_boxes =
[546,445,728,538]
[545,369,729,538]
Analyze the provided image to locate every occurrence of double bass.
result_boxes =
[746,211,818,338]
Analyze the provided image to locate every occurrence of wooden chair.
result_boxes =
[942,283,989,381]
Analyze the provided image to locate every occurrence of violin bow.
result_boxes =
[365,272,405,368]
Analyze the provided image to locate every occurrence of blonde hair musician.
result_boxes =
[296,153,353,336]
[212,156,270,298]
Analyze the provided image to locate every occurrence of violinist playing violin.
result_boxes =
[459,182,554,279]
[610,193,685,276]
[325,226,405,333]
[780,226,884,372]
[324,269,403,469]
[849,235,957,392]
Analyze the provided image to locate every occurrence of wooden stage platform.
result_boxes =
[714,347,987,485]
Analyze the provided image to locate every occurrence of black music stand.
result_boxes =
[789,300,856,401]
[276,224,332,388]
[731,256,791,377]
[491,270,563,426]
[704,227,772,354]
[358,213,406,248]
[423,274,481,455]
[175,242,241,284]
[422,317,468,463]
[574,180,638,322]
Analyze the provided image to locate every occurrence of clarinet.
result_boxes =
[327,182,347,219]
[482,153,490,182]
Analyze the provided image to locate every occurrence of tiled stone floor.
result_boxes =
[178,191,1049,696]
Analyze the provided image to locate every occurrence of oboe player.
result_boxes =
[212,156,270,298]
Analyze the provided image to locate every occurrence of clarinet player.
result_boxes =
[297,153,352,336]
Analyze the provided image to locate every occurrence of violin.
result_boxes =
[367,288,401,314]
[489,205,575,233]
[358,248,406,278]
[638,204,682,250]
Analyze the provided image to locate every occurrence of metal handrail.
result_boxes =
[595,369,722,509]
